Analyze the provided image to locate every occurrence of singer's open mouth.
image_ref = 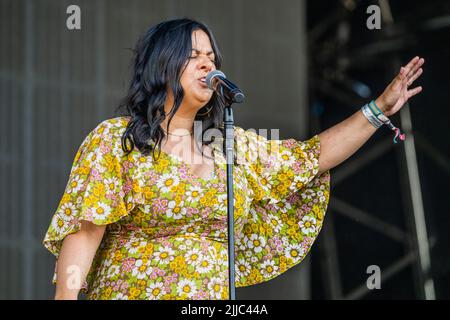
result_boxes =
[198,78,208,88]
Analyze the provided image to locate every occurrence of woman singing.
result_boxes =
[43,18,424,300]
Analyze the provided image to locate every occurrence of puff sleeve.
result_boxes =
[233,127,331,287]
[42,118,135,290]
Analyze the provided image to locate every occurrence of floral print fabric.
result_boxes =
[43,116,330,299]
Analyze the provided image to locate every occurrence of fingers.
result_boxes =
[407,67,423,86]
[406,57,424,80]
[400,56,420,79]
[407,86,423,98]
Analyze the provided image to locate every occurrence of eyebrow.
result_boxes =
[191,49,215,56]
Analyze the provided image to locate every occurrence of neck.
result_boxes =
[161,114,194,133]
[161,95,198,133]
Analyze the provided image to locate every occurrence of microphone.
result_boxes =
[205,70,245,104]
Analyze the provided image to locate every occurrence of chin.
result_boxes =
[195,96,213,106]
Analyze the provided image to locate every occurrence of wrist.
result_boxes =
[360,100,406,144]
[361,103,383,129]
[374,97,389,115]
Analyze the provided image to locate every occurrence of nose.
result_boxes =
[198,56,215,72]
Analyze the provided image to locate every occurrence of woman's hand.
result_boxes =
[374,56,425,117]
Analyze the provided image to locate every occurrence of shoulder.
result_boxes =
[91,116,131,138]
[80,116,132,157]
[233,125,268,146]
[232,125,256,139]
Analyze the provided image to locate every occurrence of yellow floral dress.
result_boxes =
[43,116,330,300]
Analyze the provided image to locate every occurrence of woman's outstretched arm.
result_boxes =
[317,56,425,175]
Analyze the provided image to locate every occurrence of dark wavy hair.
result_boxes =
[115,18,225,160]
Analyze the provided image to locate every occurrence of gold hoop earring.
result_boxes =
[197,106,213,117]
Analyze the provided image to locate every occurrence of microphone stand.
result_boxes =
[207,70,244,300]
[223,104,236,300]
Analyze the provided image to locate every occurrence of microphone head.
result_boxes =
[205,70,226,90]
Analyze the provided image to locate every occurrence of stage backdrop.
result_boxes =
[0,0,310,299]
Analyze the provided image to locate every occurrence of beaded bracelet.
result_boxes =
[361,100,406,144]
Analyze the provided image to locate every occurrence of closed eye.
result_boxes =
[190,49,216,64]
[189,55,216,64]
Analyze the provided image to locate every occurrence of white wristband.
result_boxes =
[361,103,383,128]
